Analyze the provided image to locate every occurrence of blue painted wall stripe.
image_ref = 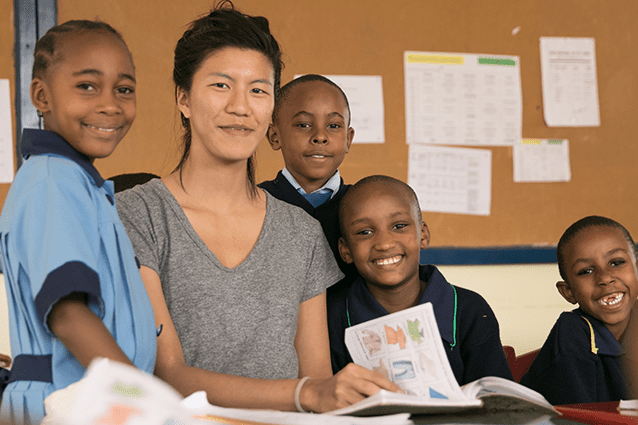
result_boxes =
[420,246,558,265]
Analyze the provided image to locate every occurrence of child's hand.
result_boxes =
[0,353,11,368]
[299,363,401,413]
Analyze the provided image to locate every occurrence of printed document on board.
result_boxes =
[513,138,571,183]
[540,37,600,127]
[0,79,14,183]
[408,144,492,216]
[404,51,521,146]
[296,74,385,144]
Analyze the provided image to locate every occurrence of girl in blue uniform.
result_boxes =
[0,20,156,424]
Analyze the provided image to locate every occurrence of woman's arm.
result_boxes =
[294,291,332,379]
[141,266,303,411]
[142,267,400,412]
[48,292,134,367]
[294,292,402,412]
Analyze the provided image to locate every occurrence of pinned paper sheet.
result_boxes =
[0,79,14,183]
[513,139,571,183]
[404,51,522,146]
[408,144,491,216]
[540,37,600,127]
[295,74,385,144]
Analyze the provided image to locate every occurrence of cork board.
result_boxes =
[4,0,638,247]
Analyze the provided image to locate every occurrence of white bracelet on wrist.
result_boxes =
[294,376,311,413]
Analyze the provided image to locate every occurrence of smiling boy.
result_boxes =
[521,216,638,404]
[259,74,357,292]
[327,175,513,385]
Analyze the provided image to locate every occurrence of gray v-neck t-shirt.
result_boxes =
[116,179,342,379]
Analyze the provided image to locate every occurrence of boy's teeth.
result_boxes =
[87,124,116,132]
[598,292,624,306]
[374,256,401,266]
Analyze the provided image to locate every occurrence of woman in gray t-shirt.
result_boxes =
[116,3,398,413]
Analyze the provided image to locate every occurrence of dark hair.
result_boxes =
[32,20,128,80]
[273,74,351,126]
[172,0,283,194]
[557,215,638,281]
[339,175,421,235]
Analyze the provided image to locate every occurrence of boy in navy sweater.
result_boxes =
[328,175,512,385]
[259,75,356,293]
[521,216,637,404]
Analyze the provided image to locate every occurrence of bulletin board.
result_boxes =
[0,0,15,203]
[4,0,638,247]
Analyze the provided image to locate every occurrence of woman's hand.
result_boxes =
[299,363,402,413]
[0,353,10,368]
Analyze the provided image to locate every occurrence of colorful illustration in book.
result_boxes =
[407,319,424,344]
[392,360,416,380]
[372,359,390,380]
[385,325,406,349]
[361,330,383,356]
[429,387,448,400]
[419,352,438,380]
[94,404,142,425]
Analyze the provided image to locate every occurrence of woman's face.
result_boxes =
[177,47,275,165]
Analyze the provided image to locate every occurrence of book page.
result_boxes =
[345,303,468,402]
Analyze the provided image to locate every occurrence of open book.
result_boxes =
[329,303,558,417]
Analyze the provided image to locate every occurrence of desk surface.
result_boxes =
[410,410,589,425]
[555,401,638,425]
[408,402,638,425]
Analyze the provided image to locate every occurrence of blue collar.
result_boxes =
[281,167,341,198]
[573,308,623,356]
[345,264,457,347]
[21,129,105,187]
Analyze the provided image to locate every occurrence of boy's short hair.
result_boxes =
[557,215,638,282]
[273,74,351,126]
[339,175,421,235]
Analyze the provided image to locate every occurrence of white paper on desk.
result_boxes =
[45,358,195,425]
[295,74,385,144]
[183,391,413,424]
[619,399,638,410]
[0,79,15,183]
[540,37,600,127]
[408,144,492,216]
[404,51,521,146]
[513,139,571,182]
[48,358,413,425]
[345,303,468,402]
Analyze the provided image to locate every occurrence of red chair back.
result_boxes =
[503,346,540,382]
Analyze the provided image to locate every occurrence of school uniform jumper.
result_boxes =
[0,129,157,425]
[520,308,628,405]
[259,170,358,294]
[327,264,513,385]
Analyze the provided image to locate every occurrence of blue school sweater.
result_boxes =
[327,264,513,385]
[520,308,628,405]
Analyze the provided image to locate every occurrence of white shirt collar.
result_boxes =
[282,167,341,199]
